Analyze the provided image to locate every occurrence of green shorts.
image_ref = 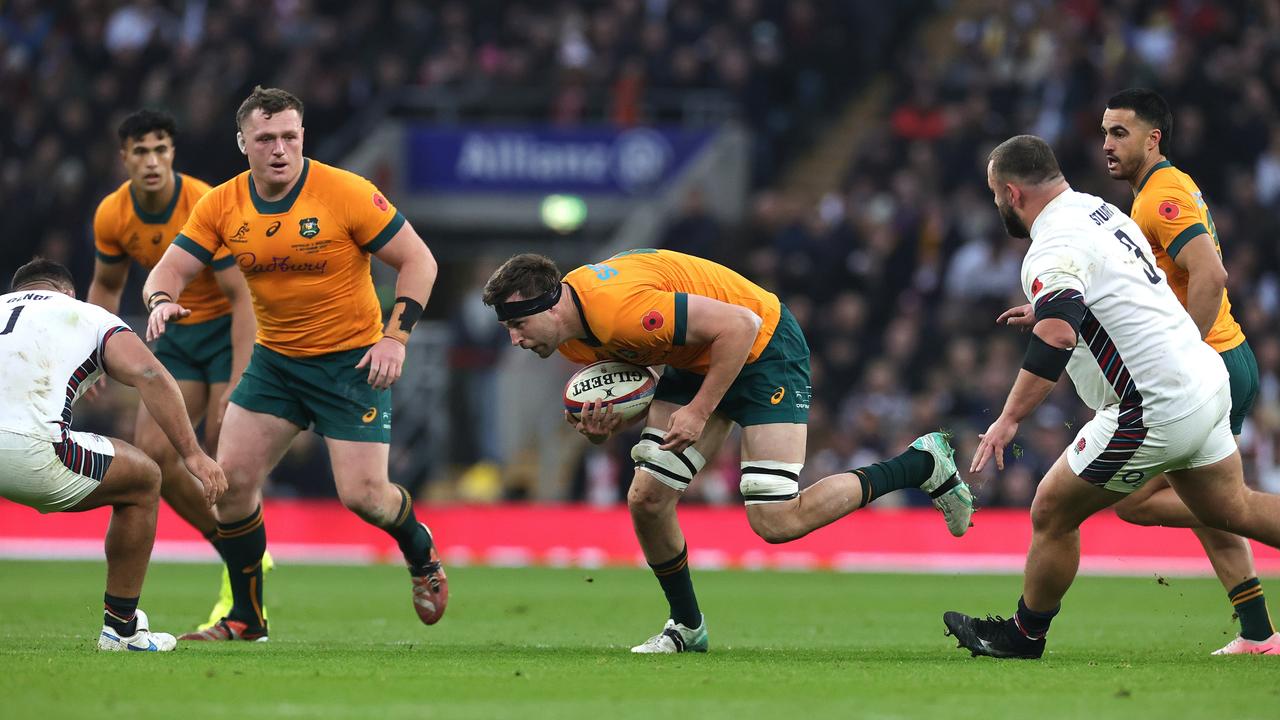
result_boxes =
[153,314,232,384]
[1221,340,1259,435]
[230,344,392,443]
[654,305,811,426]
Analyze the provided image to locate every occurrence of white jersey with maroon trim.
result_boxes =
[0,290,132,441]
[1022,188,1226,427]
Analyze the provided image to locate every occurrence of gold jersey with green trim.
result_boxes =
[558,249,782,374]
[1130,160,1244,353]
[92,172,233,324]
[173,158,406,357]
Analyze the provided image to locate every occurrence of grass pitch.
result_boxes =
[1,560,1277,719]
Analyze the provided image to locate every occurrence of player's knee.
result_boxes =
[627,478,677,518]
[337,477,394,524]
[122,451,162,505]
[1113,499,1159,526]
[628,428,706,512]
[1028,496,1070,536]
[747,511,801,544]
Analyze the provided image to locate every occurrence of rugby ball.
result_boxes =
[564,360,659,422]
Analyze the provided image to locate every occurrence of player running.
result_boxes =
[142,87,445,641]
[1100,89,1274,654]
[484,248,974,653]
[0,259,225,651]
[945,135,1280,659]
[88,109,268,631]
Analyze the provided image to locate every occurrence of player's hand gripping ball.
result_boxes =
[564,361,658,423]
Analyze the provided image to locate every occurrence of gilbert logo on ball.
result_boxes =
[564,360,658,422]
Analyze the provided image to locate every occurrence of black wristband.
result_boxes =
[1022,334,1073,381]
[394,296,424,332]
[147,291,173,312]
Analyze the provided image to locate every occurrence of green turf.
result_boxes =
[1,560,1277,719]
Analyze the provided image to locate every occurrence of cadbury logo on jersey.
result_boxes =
[299,217,320,238]
[235,252,328,274]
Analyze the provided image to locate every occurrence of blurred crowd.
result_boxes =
[1,0,923,286]
[6,1,1280,507]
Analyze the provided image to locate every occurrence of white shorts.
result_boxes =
[0,429,116,513]
[1066,382,1235,494]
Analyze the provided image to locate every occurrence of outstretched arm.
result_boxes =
[102,329,226,505]
[971,317,1075,473]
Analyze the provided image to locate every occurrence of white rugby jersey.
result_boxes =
[0,290,132,440]
[1023,188,1226,426]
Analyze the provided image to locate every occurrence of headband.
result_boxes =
[494,283,562,321]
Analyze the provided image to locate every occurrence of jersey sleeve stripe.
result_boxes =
[362,211,406,253]
[173,233,214,265]
[211,254,237,271]
[1166,222,1209,260]
[673,292,688,346]
[95,249,128,264]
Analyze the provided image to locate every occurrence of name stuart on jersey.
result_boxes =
[1088,204,1115,225]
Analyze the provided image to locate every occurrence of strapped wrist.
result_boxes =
[383,296,423,345]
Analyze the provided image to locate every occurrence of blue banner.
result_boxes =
[406,126,714,196]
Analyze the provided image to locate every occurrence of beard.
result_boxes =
[998,199,1031,239]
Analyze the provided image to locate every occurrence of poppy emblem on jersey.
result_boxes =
[299,217,320,238]
[1158,201,1179,220]
[372,192,389,212]
[362,407,378,423]
[1075,437,1086,453]
[770,387,785,405]
[642,310,664,331]
[1031,277,1043,295]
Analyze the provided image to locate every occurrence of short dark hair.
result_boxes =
[989,134,1063,186]
[235,86,305,130]
[482,254,561,307]
[1107,88,1172,155]
[11,258,75,293]
[117,109,177,146]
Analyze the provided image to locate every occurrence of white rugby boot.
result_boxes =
[631,617,708,653]
[97,609,178,652]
